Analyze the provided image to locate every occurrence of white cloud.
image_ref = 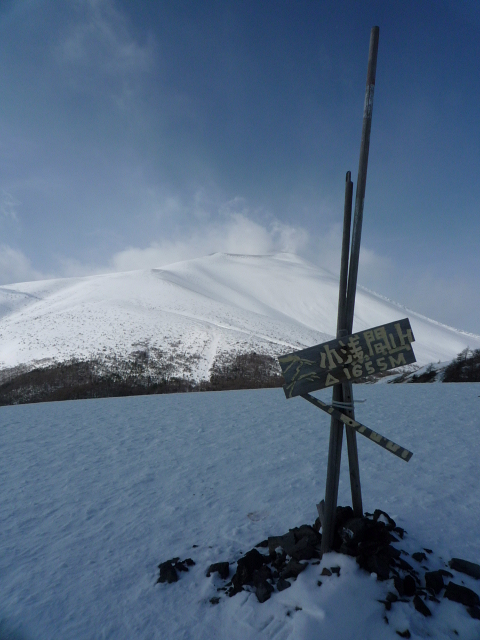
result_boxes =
[0,190,20,221]
[56,0,154,106]
[0,245,46,285]
[110,213,310,272]
[61,0,152,71]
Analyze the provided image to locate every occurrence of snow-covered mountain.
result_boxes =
[0,252,478,381]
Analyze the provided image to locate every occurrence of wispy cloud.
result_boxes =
[0,245,47,285]
[55,0,154,106]
[0,190,20,221]
[110,211,310,271]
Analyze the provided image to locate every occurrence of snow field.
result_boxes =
[1,384,480,638]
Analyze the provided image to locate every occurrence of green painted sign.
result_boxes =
[278,318,416,398]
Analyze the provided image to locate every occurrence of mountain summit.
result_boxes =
[0,253,478,395]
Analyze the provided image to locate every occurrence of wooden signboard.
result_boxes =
[279,318,416,398]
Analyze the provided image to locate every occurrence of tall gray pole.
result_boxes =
[321,26,379,553]
[321,172,353,553]
[345,26,380,334]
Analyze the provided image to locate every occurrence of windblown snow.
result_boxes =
[0,252,478,378]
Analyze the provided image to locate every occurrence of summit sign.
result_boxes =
[279,318,416,398]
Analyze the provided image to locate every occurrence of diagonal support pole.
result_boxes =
[302,392,413,462]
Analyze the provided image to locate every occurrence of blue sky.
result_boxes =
[0,0,479,333]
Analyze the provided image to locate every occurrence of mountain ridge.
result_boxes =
[0,253,478,393]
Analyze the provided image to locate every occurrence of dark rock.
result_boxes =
[210,597,220,605]
[444,582,480,607]
[425,570,444,595]
[403,575,416,597]
[317,580,322,587]
[291,524,322,545]
[184,558,195,566]
[291,537,318,561]
[339,543,359,557]
[379,599,392,611]
[413,595,431,617]
[255,539,268,548]
[386,592,398,603]
[467,606,480,620]
[339,517,370,545]
[175,561,189,572]
[207,562,230,580]
[157,562,178,584]
[394,527,405,539]
[396,558,415,573]
[277,578,292,592]
[272,549,287,570]
[423,548,433,554]
[253,565,272,586]
[255,580,274,603]
[280,559,307,580]
[268,531,296,556]
[356,553,390,581]
[314,517,321,532]
[394,576,404,597]
[357,526,394,555]
[412,552,427,563]
[396,630,411,638]
[321,568,332,576]
[373,509,396,530]
[438,569,453,578]
[334,506,354,531]
[330,566,341,576]
[235,549,266,586]
[449,558,480,580]
[228,574,243,596]
[384,545,401,560]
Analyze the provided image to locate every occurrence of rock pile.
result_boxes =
[156,507,480,626]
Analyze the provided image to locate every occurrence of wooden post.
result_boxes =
[321,26,379,553]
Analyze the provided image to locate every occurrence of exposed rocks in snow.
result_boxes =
[449,557,480,579]
[184,506,480,633]
[155,506,480,635]
[444,582,480,607]
[156,557,195,584]
[206,562,230,580]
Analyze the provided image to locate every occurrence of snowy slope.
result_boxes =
[0,252,478,378]
[1,385,480,639]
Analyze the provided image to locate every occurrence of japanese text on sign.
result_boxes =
[278,318,416,398]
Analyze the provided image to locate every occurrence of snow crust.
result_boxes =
[0,253,478,377]
[1,384,480,638]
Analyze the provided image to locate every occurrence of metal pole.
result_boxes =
[321,172,353,554]
[321,26,379,552]
[342,26,380,521]
[345,26,380,334]
[337,173,353,333]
